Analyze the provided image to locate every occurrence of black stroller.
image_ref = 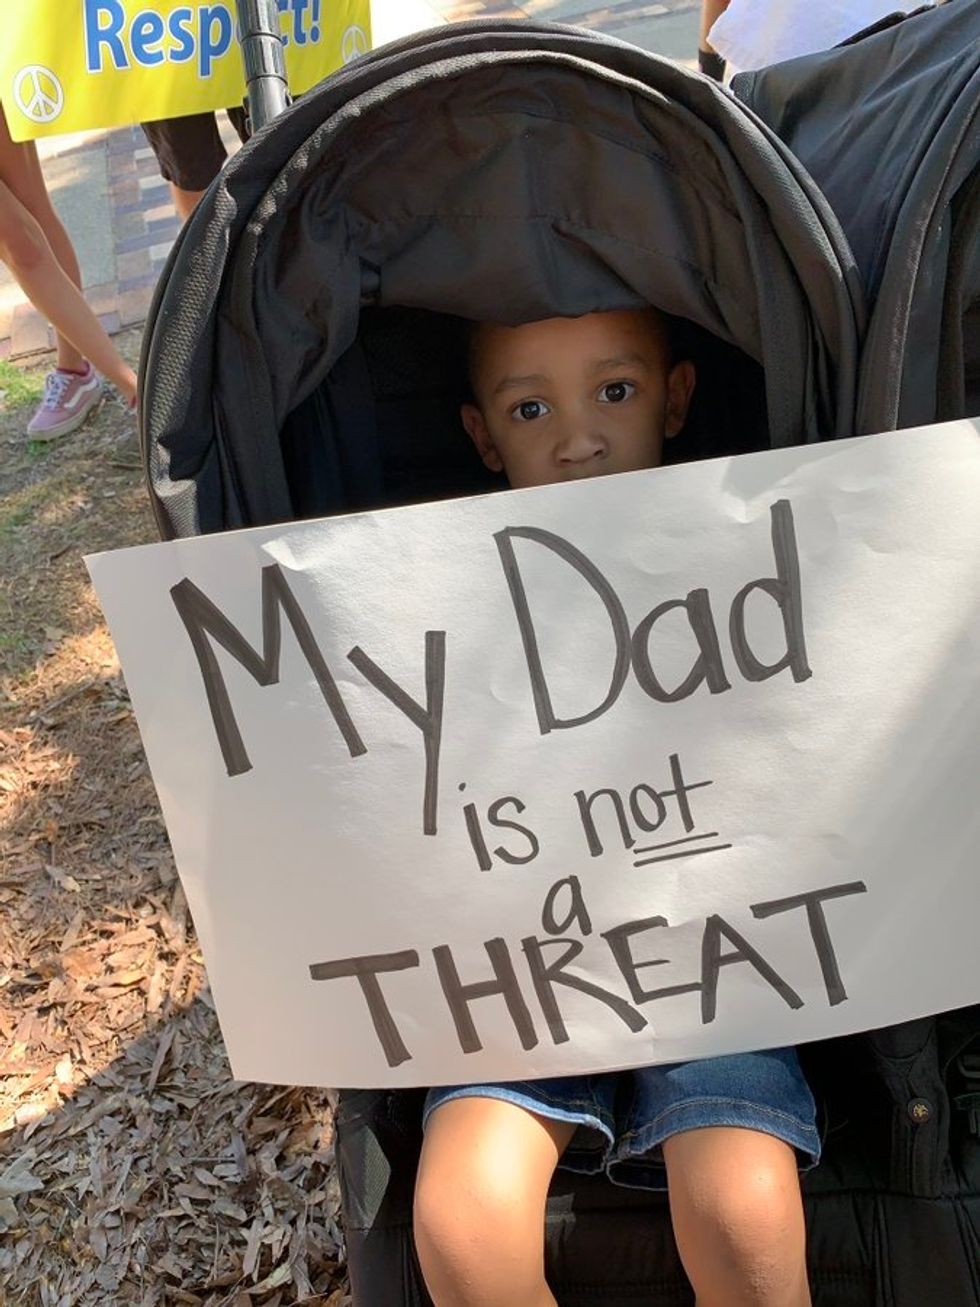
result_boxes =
[140,4,980,1303]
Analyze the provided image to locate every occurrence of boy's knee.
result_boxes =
[414,1154,549,1305]
[694,1161,796,1233]
[413,1178,471,1298]
[413,1098,566,1303]
[665,1129,808,1299]
[414,1181,513,1306]
[414,1152,516,1253]
[683,1168,807,1297]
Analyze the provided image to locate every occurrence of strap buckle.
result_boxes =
[954,1049,980,1137]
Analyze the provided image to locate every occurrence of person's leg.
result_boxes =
[663,1127,811,1307]
[699,0,731,51]
[0,107,137,410]
[0,181,136,399]
[0,107,85,374]
[698,0,730,77]
[143,111,249,224]
[168,183,207,223]
[140,114,230,226]
[414,1096,575,1307]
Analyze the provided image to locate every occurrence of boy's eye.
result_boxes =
[598,381,635,404]
[513,399,550,422]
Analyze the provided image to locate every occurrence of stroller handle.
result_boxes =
[235,0,291,131]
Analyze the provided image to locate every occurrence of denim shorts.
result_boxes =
[424,1048,819,1191]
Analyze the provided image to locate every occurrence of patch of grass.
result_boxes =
[0,358,45,410]
[0,629,31,655]
[0,504,32,533]
[0,481,53,535]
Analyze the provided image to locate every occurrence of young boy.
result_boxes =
[413,307,818,1307]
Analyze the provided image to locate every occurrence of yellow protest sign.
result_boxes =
[0,0,372,142]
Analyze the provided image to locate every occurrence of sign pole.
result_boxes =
[235,0,291,131]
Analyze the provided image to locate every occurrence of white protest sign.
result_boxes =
[87,420,980,1088]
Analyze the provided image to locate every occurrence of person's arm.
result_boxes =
[698,0,730,79]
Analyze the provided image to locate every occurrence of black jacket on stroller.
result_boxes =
[140,4,980,1304]
[732,0,980,436]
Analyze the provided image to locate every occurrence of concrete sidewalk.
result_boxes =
[0,0,699,362]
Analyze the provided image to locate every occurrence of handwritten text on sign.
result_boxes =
[87,421,980,1087]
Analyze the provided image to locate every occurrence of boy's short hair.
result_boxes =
[465,306,686,402]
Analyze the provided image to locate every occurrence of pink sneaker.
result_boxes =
[26,363,103,440]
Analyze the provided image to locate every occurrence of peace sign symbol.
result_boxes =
[341,25,369,65]
[13,66,64,125]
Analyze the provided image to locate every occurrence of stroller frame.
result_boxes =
[157,6,980,1304]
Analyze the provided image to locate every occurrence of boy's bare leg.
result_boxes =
[414,1097,575,1307]
[663,1127,811,1307]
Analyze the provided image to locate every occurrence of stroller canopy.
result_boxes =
[735,0,980,432]
[141,19,863,540]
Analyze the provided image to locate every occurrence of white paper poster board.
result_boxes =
[87,421,980,1088]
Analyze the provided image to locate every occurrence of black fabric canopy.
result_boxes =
[735,0,980,432]
[141,19,862,539]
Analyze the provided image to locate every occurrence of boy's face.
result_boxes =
[461,309,695,489]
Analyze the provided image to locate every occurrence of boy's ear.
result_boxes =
[664,360,697,439]
[461,403,504,472]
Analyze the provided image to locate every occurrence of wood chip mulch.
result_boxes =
[1,366,351,1306]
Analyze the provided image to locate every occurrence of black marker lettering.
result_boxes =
[348,630,446,836]
[309,950,419,1067]
[701,915,804,1023]
[574,786,634,857]
[603,916,701,1004]
[494,526,630,734]
[663,752,710,832]
[541,875,593,937]
[433,938,538,1055]
[729,500,812,685]
[751,881,868,1006]
[171,565,365,777]
[629,784,667,832]
[631,589,732,702]
[521,936,648,1045]
[463,801,493,872]
[487,797,540,865]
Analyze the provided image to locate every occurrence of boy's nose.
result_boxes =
[556,422,607,466]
